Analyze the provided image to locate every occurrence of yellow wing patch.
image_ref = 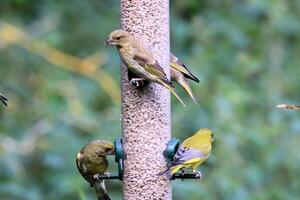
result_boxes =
[171,63,190,76]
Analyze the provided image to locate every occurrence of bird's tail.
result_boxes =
[0,94,8,106]
[158,165,183,180]
[177,78,198,105]
[170,62,200,83]
[94,180,111,200]
[158,167,174,180]
[160,80,186,107]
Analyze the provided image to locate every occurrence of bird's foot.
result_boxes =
[93,173,101,180]
[180,169,185,181]
[193,170,202,181]
[130,78,145,87]
[180,169,185,176]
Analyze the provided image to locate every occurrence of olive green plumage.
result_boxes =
[170,53,199,104]
[76,140,115,200]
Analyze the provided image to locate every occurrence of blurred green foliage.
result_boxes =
[0,0,300,199]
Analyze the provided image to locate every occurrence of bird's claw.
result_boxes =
[93,172,111,180]
[130,79,140,87]
[180,169,185,181]
[93,173,101,180]
[130,78,145,87]
[180,169,185,176]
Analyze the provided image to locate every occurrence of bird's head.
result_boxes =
[194,128,214,144]
[105,29,132,47]
[97,140,115,155]
[84,140,115,156]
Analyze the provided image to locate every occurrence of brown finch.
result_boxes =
[105,29,185,106]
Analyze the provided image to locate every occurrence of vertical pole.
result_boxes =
[120,0,171,200]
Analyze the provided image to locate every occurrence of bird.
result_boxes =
[170,53,199,104]
[127,53,200,104]
[76,140,115,200]
[105,29,186,107]
[277,104,300,110]
[159,128,214,180]
[0,93,8,106]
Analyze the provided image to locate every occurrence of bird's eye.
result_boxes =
[116,37,121,40]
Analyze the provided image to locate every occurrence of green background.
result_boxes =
[1,0,300,199]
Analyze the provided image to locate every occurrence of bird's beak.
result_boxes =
[105,38,115,46]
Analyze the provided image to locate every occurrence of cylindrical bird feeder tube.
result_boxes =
[120,0,171,199]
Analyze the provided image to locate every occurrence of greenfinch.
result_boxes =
[170,53,199,104]
[0,93,8,106]
[159,128,214,179]
[76,140,115,200]
[105,29,186,107]
[277,104,300,110]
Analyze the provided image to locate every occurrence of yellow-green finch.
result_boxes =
[0,93,8,106]
[170,53,199,104]
[277,104,300,110]
[76,140,115,200]
[105,29,185,106]
[159,128,214,179]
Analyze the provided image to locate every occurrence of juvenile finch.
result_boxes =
[76,140,115,200]
[159,128,214,179]
[105,29,185,106]
[170,53,199,104]
[0,93,8,106]
[277,104,300,110]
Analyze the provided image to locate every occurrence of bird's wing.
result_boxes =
[172,146,206,166]
[144,61,169,81]
[170,54,199,82]
[134,52,170,83]
[76,154,93,185]
[171,61,199,83]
